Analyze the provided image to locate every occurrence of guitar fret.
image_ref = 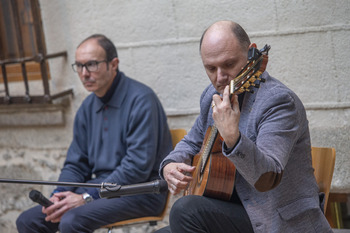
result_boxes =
[200,126,218,174]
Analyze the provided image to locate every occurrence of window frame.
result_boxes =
[0,0,72,104]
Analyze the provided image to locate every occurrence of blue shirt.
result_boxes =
[55,72,172,199]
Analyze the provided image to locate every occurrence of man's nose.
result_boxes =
[81,66,90,76]
[217,68,229,82]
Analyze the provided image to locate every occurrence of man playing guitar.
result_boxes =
[155,20,332,233]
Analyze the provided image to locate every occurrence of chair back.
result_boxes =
[311,147,336,214]
[170,128,187,148]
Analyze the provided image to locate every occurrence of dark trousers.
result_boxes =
[155,195,254,233]
[16,192,167,233]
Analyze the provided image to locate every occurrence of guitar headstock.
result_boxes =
[230,44,270,95]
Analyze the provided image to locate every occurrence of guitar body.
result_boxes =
[185,126,236,201]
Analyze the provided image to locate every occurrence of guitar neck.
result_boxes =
[230,44,270,95]
[198,126,218,174]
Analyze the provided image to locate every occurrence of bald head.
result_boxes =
[199,21,252,94]
[78,34,118,62]
[199,21,250,52]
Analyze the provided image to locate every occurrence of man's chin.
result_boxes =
[84,85,96,92]
[216,87,225,94]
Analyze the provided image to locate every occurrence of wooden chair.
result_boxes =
[102,128,187,232]
[311,147,336,214]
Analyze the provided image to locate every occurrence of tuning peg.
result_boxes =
[249,82,260,88]
[257,77,266,83]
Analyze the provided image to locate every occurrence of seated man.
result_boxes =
[156,21,332,233]
[16,34,173,233]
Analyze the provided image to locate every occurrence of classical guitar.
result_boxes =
[185,44,271,201]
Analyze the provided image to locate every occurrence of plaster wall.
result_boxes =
[0,0,349,232]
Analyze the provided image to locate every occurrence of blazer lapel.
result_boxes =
[239,89,258,135]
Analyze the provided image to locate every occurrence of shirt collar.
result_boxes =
[94,71,128,113]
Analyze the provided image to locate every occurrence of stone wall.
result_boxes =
[0,0,349,232]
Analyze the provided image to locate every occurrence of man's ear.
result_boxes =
[110,57,119,71]
[249,43,257,49]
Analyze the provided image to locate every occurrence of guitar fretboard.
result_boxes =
[200,126,218,174]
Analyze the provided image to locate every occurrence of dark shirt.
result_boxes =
[54,72,173,199]
[99,71,120,104]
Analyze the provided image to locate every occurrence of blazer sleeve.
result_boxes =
[159,85,215,175]
[224,90,309,192]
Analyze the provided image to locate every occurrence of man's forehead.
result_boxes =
[76,40,105,59]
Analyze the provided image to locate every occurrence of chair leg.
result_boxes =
[333,202,344,228]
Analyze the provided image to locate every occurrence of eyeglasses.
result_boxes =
[72,60,108,73]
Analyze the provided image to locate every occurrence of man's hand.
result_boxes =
[163,162,195,195]
[42,191,86,223]
[212,85,241,148]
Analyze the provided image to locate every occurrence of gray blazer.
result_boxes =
[160,72,332,232]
